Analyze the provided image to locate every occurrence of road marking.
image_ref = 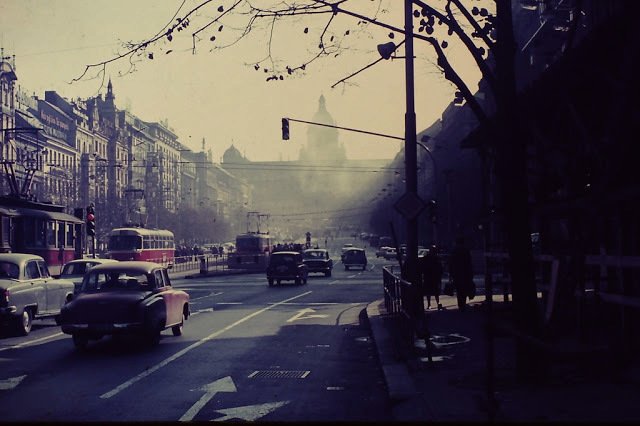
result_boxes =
[0,332,65,353]
[216,302,243,305]
[100,291,313,399]
[189,291,223,301]
[212,401,289,422]
[179,376,237,422]
[0,375,26,390]
[286,308,329,323]
[190,308,214,317]
[327,280,340,286]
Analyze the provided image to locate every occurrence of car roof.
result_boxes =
[271,251,300,255]
[344,248,365,252]
[304,249,327,252]
[64,258,118,265]
[85,261,164,274]
[0,253,44,263]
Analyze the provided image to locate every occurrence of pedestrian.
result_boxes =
[420,245,443,310]
[449,237,474,311]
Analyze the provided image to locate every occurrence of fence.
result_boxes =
[150,254,230,274]
[382,265,420,348]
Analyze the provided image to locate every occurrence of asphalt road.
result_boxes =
[0,241,395,422]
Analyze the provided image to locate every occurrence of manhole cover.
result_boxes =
[248,370,310,379]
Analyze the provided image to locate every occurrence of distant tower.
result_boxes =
[298,95,346,163]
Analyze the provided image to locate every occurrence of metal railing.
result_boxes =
[149,254,230,274]
[383,265,419,348]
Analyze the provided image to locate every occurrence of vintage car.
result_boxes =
[56,261,190,349]
[0,253,76,336]
[302,249,333,277]
[343,248,368,271]
[382,247,398,260]
[266,251,308,286]
[58,258,118,292]
[376,246,392,258]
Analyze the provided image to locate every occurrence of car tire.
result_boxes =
[14,309,33,336]
[277,280,281,285]
[344,266,349,271]
[295,277,301,285]
[172,320,183,336]
[325,270,331,277]
[72,334,89,350]
[268,278,274,286]
[303,276,307,285]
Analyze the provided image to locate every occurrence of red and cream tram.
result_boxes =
[107,227,175,265]
[0,196,83,268]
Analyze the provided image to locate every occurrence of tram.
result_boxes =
[227,233,271,271]
[0,196,83,268]
[107,227,175,265]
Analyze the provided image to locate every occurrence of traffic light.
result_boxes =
[86,204,96,237]
[281,118,290,140]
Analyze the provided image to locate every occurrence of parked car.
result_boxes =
[0,253,76,336]
[343,248,368,271]
[266,251,308,286]
[383,247,398,260]
[302,249,333,277]
[56,261,190,349]
[418,248,430,258]
[58,258,118,292]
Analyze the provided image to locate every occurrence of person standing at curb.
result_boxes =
[420,245,443,310]
[449,237,473,311]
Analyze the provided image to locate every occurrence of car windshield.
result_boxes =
[0,261,20,279]
[345,251,365,259]
[61,262,93,276]
[80,271,152,292]
[270,254,296,265]
[304,251,324,259]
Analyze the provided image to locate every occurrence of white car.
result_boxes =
[0,253,76,335]
[59,258,118,292]
[383,247,398,260]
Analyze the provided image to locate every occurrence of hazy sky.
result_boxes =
[0,0,483,162]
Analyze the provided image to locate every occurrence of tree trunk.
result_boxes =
[494,0,543,382]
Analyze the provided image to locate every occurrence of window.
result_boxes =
[57,221,65,247]
[25,261,40,279]
[47,221,56,246]
[66,223,74,246]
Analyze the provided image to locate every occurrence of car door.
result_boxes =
[37,260,67,314]
[24,260,48,314]
[154,269,179,326]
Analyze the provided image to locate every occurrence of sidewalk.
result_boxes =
[366,294,640,422]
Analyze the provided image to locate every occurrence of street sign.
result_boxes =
[393,191,426,220]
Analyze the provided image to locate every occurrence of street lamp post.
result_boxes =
[403,0,425,334]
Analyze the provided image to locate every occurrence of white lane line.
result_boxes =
[327,280,340,286]
[0,332,65,353]
[190,291,223,302]
[100,290,313,399]
[216,302,243,305]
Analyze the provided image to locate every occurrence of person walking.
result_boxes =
[420,245,443,310]
[449,237,473,311]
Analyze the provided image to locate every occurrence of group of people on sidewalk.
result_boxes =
[419,237,475,311]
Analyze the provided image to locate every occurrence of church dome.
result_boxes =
[222,144,248,164]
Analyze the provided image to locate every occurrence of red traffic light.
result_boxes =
[87,213,95,221]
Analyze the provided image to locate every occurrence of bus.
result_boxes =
[107,227,175,265]
[227,233,271,271]
[0,196,83,270]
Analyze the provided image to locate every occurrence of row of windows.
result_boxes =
[22,218,75,248]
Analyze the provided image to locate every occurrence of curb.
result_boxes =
[366,300,417,401]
